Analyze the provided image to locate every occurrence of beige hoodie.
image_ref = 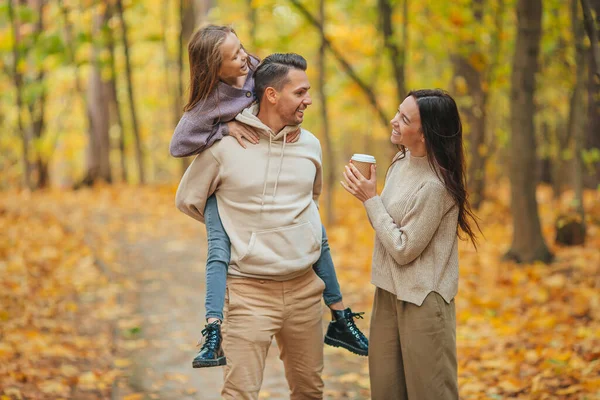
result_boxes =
[176,104,323,281]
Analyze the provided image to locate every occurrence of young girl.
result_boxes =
[170,25,368,368]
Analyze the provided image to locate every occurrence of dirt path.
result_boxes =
[111,212,371,399]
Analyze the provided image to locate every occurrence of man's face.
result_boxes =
[274,69,312,126]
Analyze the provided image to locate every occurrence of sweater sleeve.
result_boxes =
[175,150,221,223]
[363,182,454,266]
[169,111,229,158]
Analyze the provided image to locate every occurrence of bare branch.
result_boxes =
[288,0,389,127]
[581,0,600,78]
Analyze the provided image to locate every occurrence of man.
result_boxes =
[176,53,326,399]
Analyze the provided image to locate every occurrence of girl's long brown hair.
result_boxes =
[184,25,251,112]
[392,89,481,248]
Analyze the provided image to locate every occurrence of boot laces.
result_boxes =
[345,311,365,339]
[199,321,221,351]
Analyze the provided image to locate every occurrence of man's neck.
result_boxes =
[256,106,285,133]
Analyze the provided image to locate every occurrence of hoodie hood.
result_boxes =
[236,104,300,141]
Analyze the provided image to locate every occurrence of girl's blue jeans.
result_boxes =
[203,194,343,320]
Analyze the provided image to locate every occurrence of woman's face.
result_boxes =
[390,96,426,155]
[218,32,249,81]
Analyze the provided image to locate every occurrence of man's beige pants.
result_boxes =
[369,288,458,400]
[221,269,326,400]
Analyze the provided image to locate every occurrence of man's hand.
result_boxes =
[340,162,377,203]
[227,121,260,149]
[285,127,301,143]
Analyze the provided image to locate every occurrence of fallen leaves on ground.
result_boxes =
[0,182,598,399]
[330,182,600,400]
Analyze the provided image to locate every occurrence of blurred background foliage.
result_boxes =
[1,0,600,398]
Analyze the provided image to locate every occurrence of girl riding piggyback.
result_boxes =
[170,25,369,369]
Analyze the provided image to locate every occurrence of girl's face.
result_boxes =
[390,96,426,156]
[218,32,249,82]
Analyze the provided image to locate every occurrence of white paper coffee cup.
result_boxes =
[351,154,376,179]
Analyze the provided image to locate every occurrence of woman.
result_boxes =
[341,89,479,399]
[169,25,369,369]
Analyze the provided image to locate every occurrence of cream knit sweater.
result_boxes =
[363,152,459,306]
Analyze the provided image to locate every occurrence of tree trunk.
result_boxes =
[83,9,112,185]
[59,0,97,188]
[116,0,144,184]
[30,0,49,188]
[377,0,407,105]
[453,53,487,208]
[161,0,174,129]
[581,0,600,78]
[317,0,334,225]
[177,0,197,174]
[247,0,257,49]
[582,0,600,188]
[106,6,127,183]
[451,0,501,210]
[8,0,34,190]
[505,0,552,263]
[572,0,588,236]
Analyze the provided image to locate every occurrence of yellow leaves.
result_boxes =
[77,371,99,390]
[497,378,525,394]
[0,191,124,398]
[2,388,22,400]
[556,385,584,395]
[544,273,566,288]
[468,52,487,72]
[449,9,466,28]
[164,372,189,384]
[525,350,541,364]
[524,287,550,304]
[583,378,600,392]
[123,394,144,400]
[0,183,597,398]
[184,387,198,395]
[454,76,468,95]
[337,372,361,383]
[0,342,15,360]
[60,364,80,377]
[477,144,488,158]
[444,182,600,398]
[39,380,70,396]
[114,358,132,368]
[66,302,78,312]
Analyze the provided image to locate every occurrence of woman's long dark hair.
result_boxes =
[184,25,253,112]
[394,89,481,247]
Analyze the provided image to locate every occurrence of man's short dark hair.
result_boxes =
[254,53,307,103]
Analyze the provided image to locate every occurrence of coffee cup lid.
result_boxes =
[351,154,376,163]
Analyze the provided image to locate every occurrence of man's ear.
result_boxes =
[265,87,278,104]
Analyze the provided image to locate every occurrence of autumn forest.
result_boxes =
[1,0,599,398]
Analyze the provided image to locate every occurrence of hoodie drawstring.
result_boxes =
[260,134,273,212]
[272,131,286,201]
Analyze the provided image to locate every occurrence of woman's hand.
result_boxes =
[340,162,377,202]
[285,127,301,143]
[227,121,260,148]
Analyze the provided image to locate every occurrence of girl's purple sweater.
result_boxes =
[169,56,259,158]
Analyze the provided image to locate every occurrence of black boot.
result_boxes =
[324,308,369,356]
[192,321,226,368]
